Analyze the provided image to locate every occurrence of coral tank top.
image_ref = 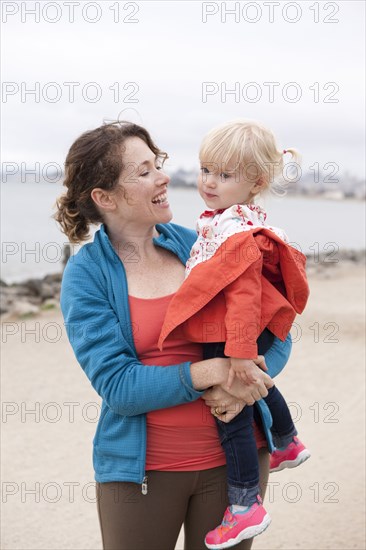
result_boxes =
[128,293,267,471]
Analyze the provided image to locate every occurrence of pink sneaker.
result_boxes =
[204,496,271,549]
[270,436,311,473]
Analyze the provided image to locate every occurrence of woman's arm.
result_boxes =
[202,335,292,422]
[189,357,230,390]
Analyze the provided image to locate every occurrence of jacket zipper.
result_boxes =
[141,475,148,495]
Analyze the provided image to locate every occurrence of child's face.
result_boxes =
[198,160,261,210]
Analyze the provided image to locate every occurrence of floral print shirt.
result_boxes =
[186,204,289,277]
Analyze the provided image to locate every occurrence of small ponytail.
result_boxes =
[283,147,302,167]
[269,147,302,197]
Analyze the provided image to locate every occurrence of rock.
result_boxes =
[24,279,43,297]
[0,279,8,287]
[10,275,62,300]
[0,273,63,317]
[43,273,63,285]
[5,285,33,298]
[0,293,10,314]
[26,296,43,306]
[62,244,71,270]
[12,300,40,317]
[306,249,365,266]
[41,299,59,310]
[40,283,57,300]
[346,250,365,262]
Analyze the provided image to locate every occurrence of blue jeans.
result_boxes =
[216,385,297,506]
[204,330,297,507]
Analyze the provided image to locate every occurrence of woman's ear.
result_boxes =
[91,188,117,212]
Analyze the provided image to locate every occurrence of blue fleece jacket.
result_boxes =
[60,223,291,485]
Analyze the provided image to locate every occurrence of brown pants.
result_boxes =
[96,448,269,550]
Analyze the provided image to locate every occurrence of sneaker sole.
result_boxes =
[270,449,311,473]
[204,513,271,549]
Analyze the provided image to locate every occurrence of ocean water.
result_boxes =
[1,182,365,283]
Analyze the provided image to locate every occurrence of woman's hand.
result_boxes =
[202,385,246,423]
[202,355,274,422]
[190,354,273,422]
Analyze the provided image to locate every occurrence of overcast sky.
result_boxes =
[1,0,365,178]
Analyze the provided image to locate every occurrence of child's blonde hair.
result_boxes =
[199,119,301,197]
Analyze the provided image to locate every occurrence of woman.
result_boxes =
[55,121,291,550]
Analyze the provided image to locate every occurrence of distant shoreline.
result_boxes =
[1,179,365,201]
[170,185,366,202]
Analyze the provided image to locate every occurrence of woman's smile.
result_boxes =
[152,191,170,208]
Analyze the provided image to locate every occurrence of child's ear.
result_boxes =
[251,177,265,195]
[91,188,117,212]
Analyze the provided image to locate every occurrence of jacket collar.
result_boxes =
[95,223,185,264]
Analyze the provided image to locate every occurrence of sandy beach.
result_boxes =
[1,262,365,550]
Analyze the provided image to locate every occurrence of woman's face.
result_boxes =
[114,136,172,226]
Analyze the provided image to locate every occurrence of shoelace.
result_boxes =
[216,510,237,536]
[216,499,262,537]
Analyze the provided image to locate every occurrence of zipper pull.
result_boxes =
[141,476,148,495]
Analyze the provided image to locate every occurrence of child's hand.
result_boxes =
[227,358,264,389]
[253,355,268,372]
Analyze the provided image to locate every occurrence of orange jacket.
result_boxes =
[158,227,309,358]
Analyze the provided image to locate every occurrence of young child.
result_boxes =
[158,120,310,549]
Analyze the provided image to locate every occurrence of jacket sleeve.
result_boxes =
[222,253,263,358]
[60,261,203,417]
[264,333,292,378]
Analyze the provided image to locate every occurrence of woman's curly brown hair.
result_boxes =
[54,121,168,243]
